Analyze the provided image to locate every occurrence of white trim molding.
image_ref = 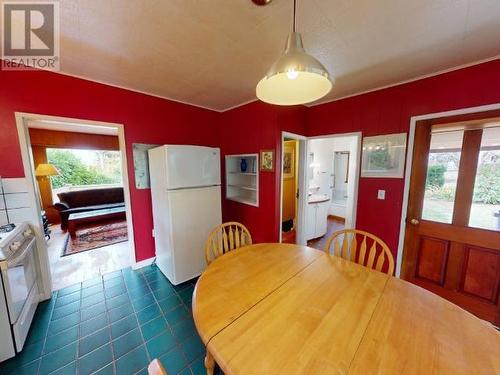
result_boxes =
[306,132,362,231]
[132,257,156,270]
[15,112,138,297]
[279,131,308,245]
[395,102,500,277]
[281,132,362,246]
[31,55,500,113]
[310,55,500,108]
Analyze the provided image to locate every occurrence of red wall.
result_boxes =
[221,59,500,259]
[219,102,306,243]
[2,58,500,265]
[0,68,219,262]
[306,59,500,256]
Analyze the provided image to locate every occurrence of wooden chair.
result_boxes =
[205,222,252,264]
[148,359,168,375]
[324,229,394,275]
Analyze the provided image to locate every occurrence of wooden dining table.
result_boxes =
[192,243,500,375]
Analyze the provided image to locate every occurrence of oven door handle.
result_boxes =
[7,237,35,268]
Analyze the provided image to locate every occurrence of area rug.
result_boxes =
[62,220,128,256]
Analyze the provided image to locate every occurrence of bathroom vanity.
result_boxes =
[305,194,330,241]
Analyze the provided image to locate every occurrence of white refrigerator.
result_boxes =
[148,145,222,285]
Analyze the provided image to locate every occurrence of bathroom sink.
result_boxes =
[308,194,330,204]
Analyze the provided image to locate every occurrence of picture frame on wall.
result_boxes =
[283,145,295,179]
[361,133,407,178]
[260,149,274,172]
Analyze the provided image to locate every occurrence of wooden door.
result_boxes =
[402,116,500,326]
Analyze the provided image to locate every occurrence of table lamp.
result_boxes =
[35,163,59,208]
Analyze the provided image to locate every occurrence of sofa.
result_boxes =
[55,187,125,230]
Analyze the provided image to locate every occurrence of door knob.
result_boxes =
[410,218,420,225]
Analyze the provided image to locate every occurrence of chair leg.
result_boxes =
[205,349,215,375]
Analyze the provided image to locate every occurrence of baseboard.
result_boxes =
[132,257,155,270]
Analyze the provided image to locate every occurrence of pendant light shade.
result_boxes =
[256,32,333,105]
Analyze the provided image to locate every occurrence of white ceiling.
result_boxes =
[53,0,500,111]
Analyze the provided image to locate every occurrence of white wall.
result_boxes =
[308,136,359,228]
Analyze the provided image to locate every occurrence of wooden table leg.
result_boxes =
[68,221,77,239]
[204,349,215,375]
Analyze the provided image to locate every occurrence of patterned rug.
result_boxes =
[62,220,128,256]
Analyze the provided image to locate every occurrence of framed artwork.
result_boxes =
[283,145,295,179]
[361,133,407,178]
[260,149,274,172]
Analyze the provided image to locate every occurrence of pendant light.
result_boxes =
[256,0,333,105]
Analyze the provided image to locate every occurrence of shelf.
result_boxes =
[227,195,259,207]
[228,172,257,176]
[225,153,259,207]
[228,184,256,191]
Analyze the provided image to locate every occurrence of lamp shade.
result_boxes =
[35,163,59,177]
[256,32,333,105]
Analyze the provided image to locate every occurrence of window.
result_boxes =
[47,148,122,192]
[469,127,500,231]
[421,130,464,224]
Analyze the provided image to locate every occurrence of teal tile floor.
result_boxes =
[0,264,209,375]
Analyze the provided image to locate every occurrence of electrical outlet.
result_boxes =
[377,190,386,200]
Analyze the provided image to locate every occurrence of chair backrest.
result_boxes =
[148,359,168,375]
[324,229,394,275]
[205,221,252,264]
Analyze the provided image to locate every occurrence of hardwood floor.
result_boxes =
[307,216,345,251]
[47,224,131,291]
[281,216,345,250]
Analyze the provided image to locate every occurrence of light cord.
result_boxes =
[293,0,297,32]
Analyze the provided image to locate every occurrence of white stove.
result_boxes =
[0,224,23,260]
[0,222,39,362]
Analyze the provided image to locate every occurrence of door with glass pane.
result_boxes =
[402,119,500,326]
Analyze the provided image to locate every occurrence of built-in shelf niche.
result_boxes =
[225,154,259,207]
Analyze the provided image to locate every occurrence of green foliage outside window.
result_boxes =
[425,164,500,204]
[426,165,446,188]
[47,149,120,189]
[473,164,500,204]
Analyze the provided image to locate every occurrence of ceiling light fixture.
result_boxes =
[256,0,333,106]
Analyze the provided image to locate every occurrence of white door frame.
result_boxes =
[280,131,362,245]
[15,112,137,298]
[395,102,500,277]
[279,131,307,245]
[305,132,362,232]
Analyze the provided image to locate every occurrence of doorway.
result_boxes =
[279,132,361,248]
[304,134,361,250]
[281,138,300,244]
[401,112,500,325]
[15,113,136,293]
[279,132,307,245]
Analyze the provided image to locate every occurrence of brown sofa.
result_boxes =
[55,187,125,230]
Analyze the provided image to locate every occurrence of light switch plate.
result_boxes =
[377,190,386,200]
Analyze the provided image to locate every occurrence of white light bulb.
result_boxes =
[287,69,299,80]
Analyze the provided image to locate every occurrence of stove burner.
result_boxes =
[0,224,15,234]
